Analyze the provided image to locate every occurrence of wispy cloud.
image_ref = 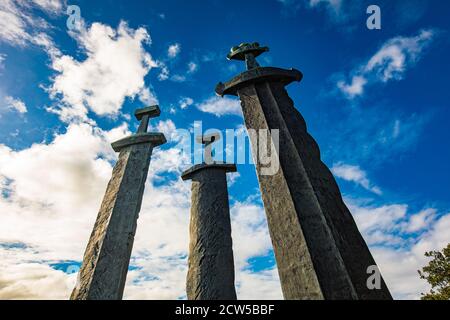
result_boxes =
[337,29,436,99]
[31,0,64,13]
[196,96,242,117]
[178,97,193,110]
[167,43,181,58]
[3,96,27,114]
[0,0,37,46]
[170,74,186,82]
[0,0,63,47]
[187,61,198,74]
[331,163,381,195]
[157,51,198,83]
[169,61,199,82]
[157,62,170,81]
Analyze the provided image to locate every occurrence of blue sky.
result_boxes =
[0,0,449,300]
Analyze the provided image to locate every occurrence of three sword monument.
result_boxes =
[72,43,392,300]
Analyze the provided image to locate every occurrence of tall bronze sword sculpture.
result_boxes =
[71,106,166,300]
[216,43,392,300]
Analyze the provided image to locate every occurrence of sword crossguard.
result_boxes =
[134,105,161,133]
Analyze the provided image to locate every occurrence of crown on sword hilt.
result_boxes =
[227,42,269,70]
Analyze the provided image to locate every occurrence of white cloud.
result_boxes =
[331,163,381,195]
[0,122,126,298]
[349,201,438,244]
[161,61,197,83]
[0,257,76,299]
[227,172,240,186]
[337,75,367,99]
[402,208,436,233]
[0,124,119,254]
[230,202,274,269]
[31,0,64,13]
[349,202,407,239]
[345,198,450,299]
[171,61,200,82]
[137,87,158,106]
[32,32,61,59]
[3,96,27,113]
[171,74,186,82]
[364,30,435,82]
[167,43,181,58]
[47,22,159,122]
[157,62,170,81]
[187,62,198,74]
[346,197,450,298]
[150,120,189,153]
[337,30,436,99]
[0,123,127,300]
[178,97,193,110]
[371,214,450,299]
[237,268,282,300]
[0,0,62,47]
[196,96,242,117]
[121,178,191,299]
[0,0,32,46]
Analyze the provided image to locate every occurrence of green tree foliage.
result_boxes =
[418,243,450,300]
